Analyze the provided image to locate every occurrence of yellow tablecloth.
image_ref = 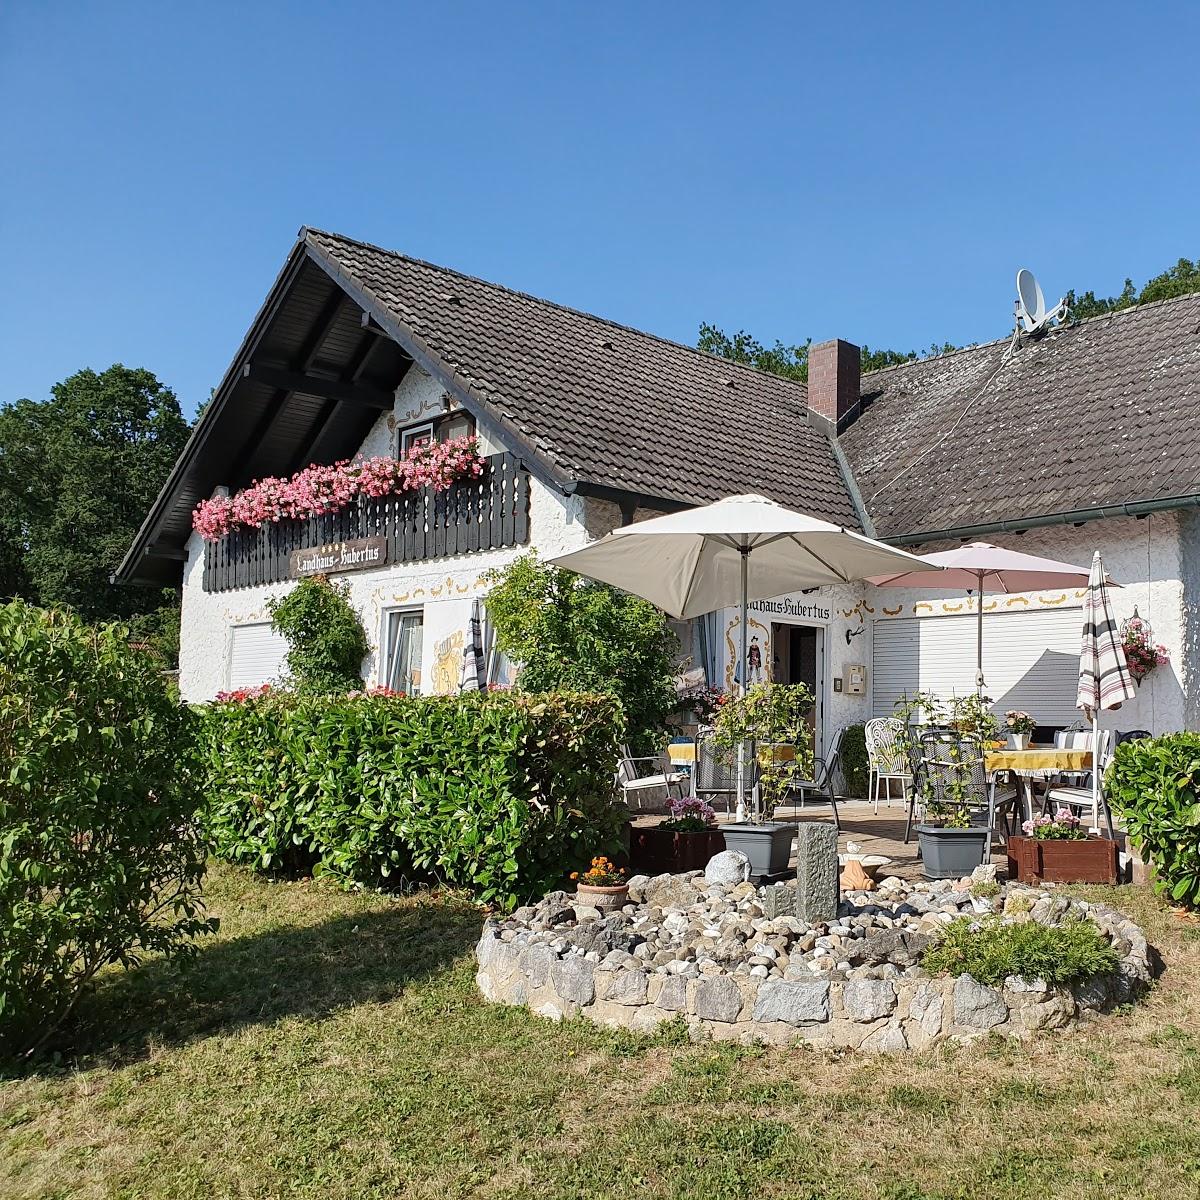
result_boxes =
[667,743,696,765]
[984,747,1092,774]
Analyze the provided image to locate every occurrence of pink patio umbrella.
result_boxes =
[869,542,1103,695]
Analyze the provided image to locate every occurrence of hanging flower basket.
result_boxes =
[1121,611,1169,684]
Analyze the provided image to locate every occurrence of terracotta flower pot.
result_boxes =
[575,882,630,910]
[630,826,725,875]
[1006,835,1120,884]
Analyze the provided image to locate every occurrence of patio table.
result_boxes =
[984,746,1093,824]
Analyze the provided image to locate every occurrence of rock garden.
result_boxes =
[476,836,1155,1053]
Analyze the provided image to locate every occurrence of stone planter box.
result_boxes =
[916,825,990,879]
[720,822,794,879]
[1007,835,1120,885]
[630,826,725,875]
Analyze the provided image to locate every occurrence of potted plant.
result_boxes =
[631,797,725,874]
[1121,613,1170,685]
[1007,808,1120,884]
[710,682,812,879]
[1003,709,1036,750]
[570,856,630,910]
[915,802,991,879]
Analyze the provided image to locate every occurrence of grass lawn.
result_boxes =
[3,865,1200,1200]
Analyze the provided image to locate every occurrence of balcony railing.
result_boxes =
[202,451,530,592]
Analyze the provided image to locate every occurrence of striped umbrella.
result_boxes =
[459,598,488,693]
[1078,550,1136,835]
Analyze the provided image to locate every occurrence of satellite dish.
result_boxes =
[1015,268,1067,335]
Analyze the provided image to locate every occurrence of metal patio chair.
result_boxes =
[615,746,689,811]
[865,717,913,815]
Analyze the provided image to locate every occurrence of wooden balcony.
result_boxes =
[201,451,530,592]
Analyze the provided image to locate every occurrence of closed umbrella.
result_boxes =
[870,542,1098,695]
[552,493,935,816]
[1077,550,1136,837]
[459,598,487,692]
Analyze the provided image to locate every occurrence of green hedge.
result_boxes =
[196,691,626,909]
[839,723,869,796]
[1108,732,1200,907]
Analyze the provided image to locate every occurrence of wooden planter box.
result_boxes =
[630,826,725,875]
[1006,835,1120,885]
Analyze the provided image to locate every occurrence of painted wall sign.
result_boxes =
[289,537,388,579]
[749,597,832,622]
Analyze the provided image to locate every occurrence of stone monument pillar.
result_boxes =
[795,821,839,925]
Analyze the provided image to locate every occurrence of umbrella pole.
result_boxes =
[735,545,749,823]
[975,572,985,696]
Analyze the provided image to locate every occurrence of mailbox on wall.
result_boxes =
[844,664,867,695]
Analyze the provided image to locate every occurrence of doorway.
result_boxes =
[771,622,823,753]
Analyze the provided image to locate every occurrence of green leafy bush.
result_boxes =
[484,553,677,753]
[196,690,626,908]
[1107,732,1200,907]
[923,915,1119,987]
[0,601,214,1066]
[267,576,368,694]
[839,723,868,796]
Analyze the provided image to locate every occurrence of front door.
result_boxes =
[771,622,823,755]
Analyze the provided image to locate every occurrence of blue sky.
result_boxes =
[2,1,1198,418]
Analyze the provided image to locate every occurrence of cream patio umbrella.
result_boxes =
[1076,550,1137,837]
[552,493,936,816]
[869,542,1099,696]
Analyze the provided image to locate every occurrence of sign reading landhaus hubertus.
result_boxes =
[289,537,388,579]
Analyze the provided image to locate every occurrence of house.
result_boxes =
[118,228,1200,749]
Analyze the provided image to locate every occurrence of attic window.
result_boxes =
[440,292,462,305]
[720,377,736,388]
[598,337,614,350]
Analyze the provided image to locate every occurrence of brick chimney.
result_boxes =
[808,338,860,432]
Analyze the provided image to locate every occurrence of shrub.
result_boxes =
[196,690,626,908]
[267,575,368,694]
[922,915,1119,987]
[1107,732,1200,907]
[0,601,214,1066]
[839,723,868,796]
[484,553,678,753]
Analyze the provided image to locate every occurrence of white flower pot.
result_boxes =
[1008,732,1030,750]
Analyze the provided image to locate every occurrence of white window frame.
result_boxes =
[381,606,425,695]
[398,421,434,457]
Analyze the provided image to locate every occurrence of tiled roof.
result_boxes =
[840,292,1200,539]
[305,230,861,527]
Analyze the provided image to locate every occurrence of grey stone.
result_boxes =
[550,956,595,1006]
[761,882,798,920]
[519,943,556,988]
[693,975,743,1023]
[909,983,944,1037]
[606,968,649,1005]
[953,974,1008,1029]
[642,873,701,911]
[655,974,688,1011]
[753,979,830,1025]
[861,1022,908,1052]
[705,850,751,884]
[795,822,839,925]
[843,979,897,1022]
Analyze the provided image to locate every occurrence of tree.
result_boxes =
[1066,257,1200,320]
[484,553,679,753]
[0,365,190,625]
[698,325,956,382]
[267,575,369,694]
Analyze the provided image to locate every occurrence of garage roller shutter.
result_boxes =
[871,607,1083,725]
[228,623,288,690]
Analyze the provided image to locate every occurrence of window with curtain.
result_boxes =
[384,609,423,694]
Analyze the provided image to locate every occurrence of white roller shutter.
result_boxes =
[872,607,1083,725]
[227,623,288,690]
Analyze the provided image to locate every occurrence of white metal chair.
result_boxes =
[865,717,913,815]
[1046,729,1115,832]
[615,746,688,811]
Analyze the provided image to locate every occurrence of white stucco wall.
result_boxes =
[863,514,1188,737]
[177,367,595,702]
